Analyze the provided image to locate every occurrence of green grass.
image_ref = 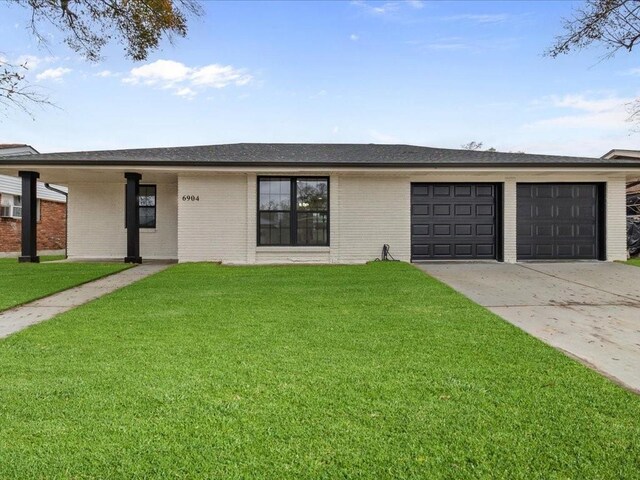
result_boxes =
[0,258,129,311]
[627,258,640,267]
[40,255,66,262]
[0,262,639,479]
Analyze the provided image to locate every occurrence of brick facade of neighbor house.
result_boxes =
[0,198,66,253]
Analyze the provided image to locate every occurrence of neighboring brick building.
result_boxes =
[0,144,67,256]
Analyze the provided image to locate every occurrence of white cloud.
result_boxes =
[175,87,196,99]
[369,129,399,143]
[190,64,252,88]
[36,67,71,81]
[123,59,252,98]
[350,33,359,41]
[442,14,509,24]
[352,1,400,16]
[425,38,469,51]
[310,89,327,99]
[407,0,424,8]
[94,69,117,78]
[123,59,191,87]
[526,93,633,130]
[14,54,56,70]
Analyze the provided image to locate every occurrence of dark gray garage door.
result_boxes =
[411,183,500,261]
[517,183,604,260]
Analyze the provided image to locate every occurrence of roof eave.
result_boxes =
[1,160,640,168]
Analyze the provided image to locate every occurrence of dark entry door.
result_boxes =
[411,183,499,261]
[517,183,602,260]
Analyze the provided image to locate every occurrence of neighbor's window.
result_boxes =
[0,194,40,220]
[125,184,157,228]
[258,177,329,246]
[12,195,22,218]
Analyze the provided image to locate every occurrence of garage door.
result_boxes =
[411,183,500,261]
[517,183,604,260]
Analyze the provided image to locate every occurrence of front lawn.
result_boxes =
[627,258,640,267]
[0,262,638,478]
[0,259,129,311]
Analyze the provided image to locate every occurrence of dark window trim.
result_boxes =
[125,183,157,229]
[257,176,330,247]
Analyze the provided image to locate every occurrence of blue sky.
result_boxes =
[1,0,639,156]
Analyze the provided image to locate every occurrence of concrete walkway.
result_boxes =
[417,262,640,393]
[0,263,171,339]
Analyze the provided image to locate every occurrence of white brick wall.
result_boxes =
[334,175,411,263]
[177,174,248,263]
[67,170,632,264]
[68,181,177,260]
[606,175,628,261]
[503,177,517,263]
[68,182,125,258]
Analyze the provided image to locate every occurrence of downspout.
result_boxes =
[44,183,68,259]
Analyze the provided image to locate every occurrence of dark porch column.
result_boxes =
[124,172,142,264]
[18,171,39,263]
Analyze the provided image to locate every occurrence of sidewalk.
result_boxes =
[0,263,171,338]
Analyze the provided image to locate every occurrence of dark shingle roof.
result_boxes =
[1,143,639,168]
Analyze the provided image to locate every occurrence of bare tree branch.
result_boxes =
[1,0,203,116]
[548,0,640,125]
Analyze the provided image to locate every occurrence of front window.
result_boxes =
[258,177,329,246]
[124,184,157,228]
[138,185,157,228]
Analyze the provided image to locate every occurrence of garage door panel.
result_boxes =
[476,244,495,257]
[413,185,430,196]
[517,183,601,260]
[433,224,451,236]
[476,224,494,236]
[534,205,554,219]
[433,244,452,256]
[412,204,430,215]
[534,185,554,198]
[412,224,429,235]
[455,185,472,196]
[433,185,451,196]
[411,183,499,261]
[476,185,494,197]
[454,244,472,256]
[476,204,493,216]
[455,224,472,236]
[433,204,451,216]
[454,204,472,216]
[577,244,596,257]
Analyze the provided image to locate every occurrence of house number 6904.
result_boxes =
[182,195,200,201]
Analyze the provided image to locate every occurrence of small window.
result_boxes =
[258,177,329,246]
[138,185,157,228]
[125,184,157,229]
[12,195,22,218]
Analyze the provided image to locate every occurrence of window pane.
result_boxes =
[259,178,290,210]
[13,195,21,207]
[138,186,156,207]
[297,212,328,246]
[139,207,156,228]
[260,212,291,245]
[297,179,328,211]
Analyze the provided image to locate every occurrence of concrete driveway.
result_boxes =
[417,262,640,392]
